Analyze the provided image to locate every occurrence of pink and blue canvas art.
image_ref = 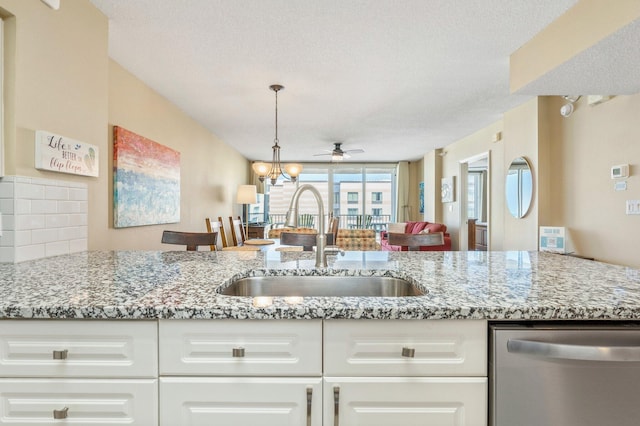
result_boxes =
[113,126,181,228]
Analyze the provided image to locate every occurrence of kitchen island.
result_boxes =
[0,249,639,320]
[2,250,640,425]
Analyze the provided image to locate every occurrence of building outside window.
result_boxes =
[265,163,396,234]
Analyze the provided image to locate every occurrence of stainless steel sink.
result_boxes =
[218,276,425,297]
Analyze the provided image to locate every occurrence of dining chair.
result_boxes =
[328,216,339,245]
[161,230,218,251]
[387,232,445,251]
[216,216,230,247]
[205,218,225,251]
[228,216,246,246]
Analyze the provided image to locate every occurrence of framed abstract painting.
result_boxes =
[113,126,181,228]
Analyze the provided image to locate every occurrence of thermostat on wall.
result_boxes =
[611,164,629,179]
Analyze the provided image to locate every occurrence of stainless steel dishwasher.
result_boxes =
[491,322,640,426]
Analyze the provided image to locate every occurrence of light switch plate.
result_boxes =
[626,200,640,215]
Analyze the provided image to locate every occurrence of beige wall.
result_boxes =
[547,94,640,267]
[106,61,249,250]
[502,98,540,250]
[0,0,249,251]
[0,0,108,178]
[433,121,504,251]
[429,93,640,268]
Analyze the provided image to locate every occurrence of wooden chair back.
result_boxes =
[205,218,225,251]
[216,216,230,247]
[329,217,339,245]
[228,216,246,246]
[387,232,444,251]
[161,230,218,251]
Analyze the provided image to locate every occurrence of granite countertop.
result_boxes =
[1,250,640,320]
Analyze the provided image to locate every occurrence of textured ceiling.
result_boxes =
[89,0,583,163]
[515,17,640,95]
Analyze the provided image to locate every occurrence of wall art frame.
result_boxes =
[113,126,181,228]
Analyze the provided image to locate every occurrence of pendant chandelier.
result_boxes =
[252,84,302,185]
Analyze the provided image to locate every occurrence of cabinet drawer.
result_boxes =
[160,377,322,425]
[324,319,487,376]
[324,376,487,426]
[159,319,322,376]
[0,320,157,378]
[0,378,157,425]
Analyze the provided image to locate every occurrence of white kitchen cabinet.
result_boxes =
[160,377,322,425]
[324,320,488,426]
[159,319,322,376]
[324,319,487,376]
[324,377,487,426]
[0,378,157,425]
[0,320,158,425]
[158,320,324,425]
[0,318,488,425]
[0,320,158,377]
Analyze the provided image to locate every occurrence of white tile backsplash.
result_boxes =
[31,199,58,214]
[0,176,88,263]
[14,182,45,200]
[45,241,70,258]
[45,186,69,200]
[0,180,14,198]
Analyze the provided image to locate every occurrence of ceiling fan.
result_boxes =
[313,143,364,162]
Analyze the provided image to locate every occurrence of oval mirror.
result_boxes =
[506,156,533,218]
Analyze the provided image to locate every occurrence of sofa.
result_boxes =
[380,221,452,251]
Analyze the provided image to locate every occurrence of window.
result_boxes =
[265,163,397,232]
[468,170,486,222]
[372,208,382,216]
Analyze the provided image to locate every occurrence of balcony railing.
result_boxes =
[267,213,392,233]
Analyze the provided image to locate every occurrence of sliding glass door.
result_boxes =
[265,163,397,234]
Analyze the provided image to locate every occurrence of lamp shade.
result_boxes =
[236,185,257,204]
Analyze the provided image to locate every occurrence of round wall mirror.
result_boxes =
[506,156,533,218]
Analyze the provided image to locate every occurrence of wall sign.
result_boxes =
[35,130,99,177]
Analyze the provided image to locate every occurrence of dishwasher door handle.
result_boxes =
[507,339,640,362]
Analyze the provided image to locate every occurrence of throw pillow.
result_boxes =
[419,228,431,234]
[425,223,446,233]
[387,222,406,233]
[407,221,428,234]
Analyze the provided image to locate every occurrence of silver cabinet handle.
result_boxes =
[401,347,415,358]
[333,385,340,426]
[53,407,69,419]
[306,386,312,426]
[507,339,640,362]
[52,349,68,360]
[232,347,245,357]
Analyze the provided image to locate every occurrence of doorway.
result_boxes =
[459,153,490,251]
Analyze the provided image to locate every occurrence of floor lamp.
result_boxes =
[236,185,257,240]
